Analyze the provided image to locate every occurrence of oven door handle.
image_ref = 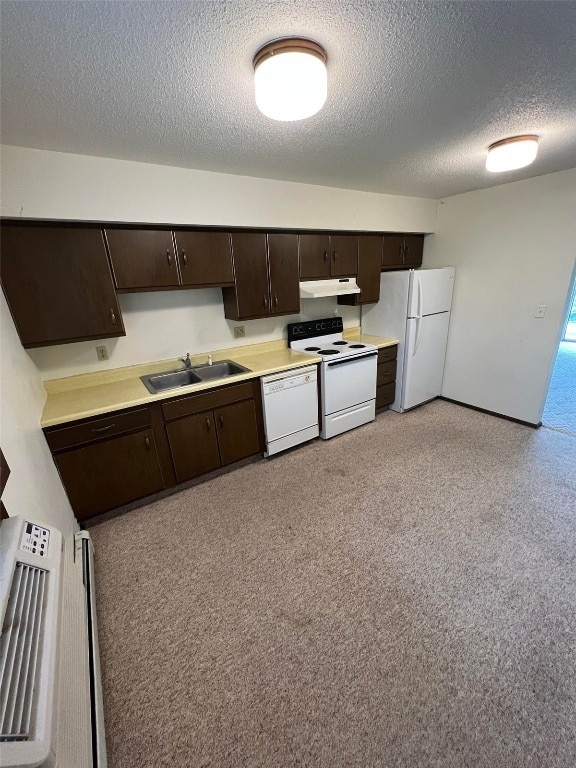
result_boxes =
[327,351,378,367]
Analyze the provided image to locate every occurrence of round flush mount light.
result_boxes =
[253,38,328,121]
[486,135,539,173]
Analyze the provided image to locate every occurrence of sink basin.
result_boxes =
[192,360,251,381]
[141,360,251,393]
[141,369,202,394]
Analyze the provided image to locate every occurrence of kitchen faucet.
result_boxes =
[179,353,191,369]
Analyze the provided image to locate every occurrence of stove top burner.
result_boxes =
[305,346,321,351]
[349,344,366,348]
[332,341,348,345]
[318,349,340,355]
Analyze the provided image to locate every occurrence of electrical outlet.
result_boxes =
[234,326,246,339]
[534,304,547,319]
[96,345,109,361]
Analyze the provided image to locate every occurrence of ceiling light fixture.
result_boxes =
[253,38,328,122]
[486,135,539,173]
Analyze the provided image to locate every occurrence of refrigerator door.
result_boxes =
[400,312,451,411]
[407,267,455,318]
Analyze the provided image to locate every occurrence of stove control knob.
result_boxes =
[321,322,326,330]
[316,323,321,330]
[296,325,304,335]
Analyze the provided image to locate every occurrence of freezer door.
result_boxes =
[407,267,455,318]
[401,312,451,410]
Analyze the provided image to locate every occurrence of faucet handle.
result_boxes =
[207,354,213,366]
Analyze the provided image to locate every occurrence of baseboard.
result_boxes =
[439,397,542,429]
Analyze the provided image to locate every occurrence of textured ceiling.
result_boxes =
[1,1,575,199]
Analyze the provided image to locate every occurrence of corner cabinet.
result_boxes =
[382,234,424,270]
[1,226,125,348]
[222,233,300,320]
[105,228,234,291]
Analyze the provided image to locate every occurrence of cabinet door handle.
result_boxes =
[110,308,117,325]
[219,414,224,428]
[263,295,268,309]
[144,436,151,450]
[274,294,278,307]
[182,250,187,266]
[166,249,172,266]
[91,423,115,434]
[323,250,328,262]
[333,250,337,261]
[206,417,211,431]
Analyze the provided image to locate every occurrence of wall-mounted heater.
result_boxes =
[0,515,107,768]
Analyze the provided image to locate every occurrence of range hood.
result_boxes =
[299,278,361,299]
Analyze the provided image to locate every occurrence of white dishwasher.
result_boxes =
[261,365,319,456]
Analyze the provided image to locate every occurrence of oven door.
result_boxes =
[321,352,378,415]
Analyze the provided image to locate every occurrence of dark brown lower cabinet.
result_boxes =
[376,345,398,410]
[165,387,261,482]
[215,400,260,465]
[54,429,165,521]
[166,412,221,483]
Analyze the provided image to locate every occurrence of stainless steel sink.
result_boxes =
[141,360,251,394]
[192,360,251,381]
[141,369,202,394]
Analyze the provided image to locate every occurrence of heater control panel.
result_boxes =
[20,521,50,558]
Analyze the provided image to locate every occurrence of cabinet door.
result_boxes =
[215,399,260,466]
[1,226,124,348]
[105,229,179,290]
[330,235,357,277]
[403,235,424,268]
[355,235,382,304]
[173,231,234,287]
[382,235,405,269]
[267,234,300,315]
[224,233,270,320]
[166,412,221,482]
[299,234,330,279]
[55,429,164,520]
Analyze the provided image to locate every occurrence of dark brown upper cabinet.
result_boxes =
[299,233,357,279]
[338,235,382,306]
[105,229,234,291]
[299,234,331,279]
[223,232,299,320]
[1,226,124,348]
[105,229,179,290]
[382,234,424,270]
[172,231,234,287]
[267,234,300,315]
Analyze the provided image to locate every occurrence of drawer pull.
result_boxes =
[144,436,151,450]
[274,294,278,307]
[206,417,211,431]
[91,423,115,434]
[182,250,187,266]
[167,249,172,266]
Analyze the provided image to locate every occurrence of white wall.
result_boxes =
[0,293,78,534]
[424,168,576,425]
[0,145,437,231]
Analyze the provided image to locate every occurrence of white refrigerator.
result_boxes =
[362,267,455,412]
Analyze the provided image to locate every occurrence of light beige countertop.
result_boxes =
[41,329,398,428]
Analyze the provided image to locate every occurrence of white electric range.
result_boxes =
[288,317,378,439]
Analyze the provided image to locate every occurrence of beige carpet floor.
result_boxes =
[90,400,576,768]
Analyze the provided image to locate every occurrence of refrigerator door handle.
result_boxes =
[413,316,422,356]
[416,271,423,318]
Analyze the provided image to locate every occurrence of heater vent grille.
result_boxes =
[0,562,48,742]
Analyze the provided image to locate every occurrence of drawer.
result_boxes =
[162,381,254,422]
[377,345,398,363]
[376,359,397,386]
[376,382,396,409]
[45,407,152,452]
